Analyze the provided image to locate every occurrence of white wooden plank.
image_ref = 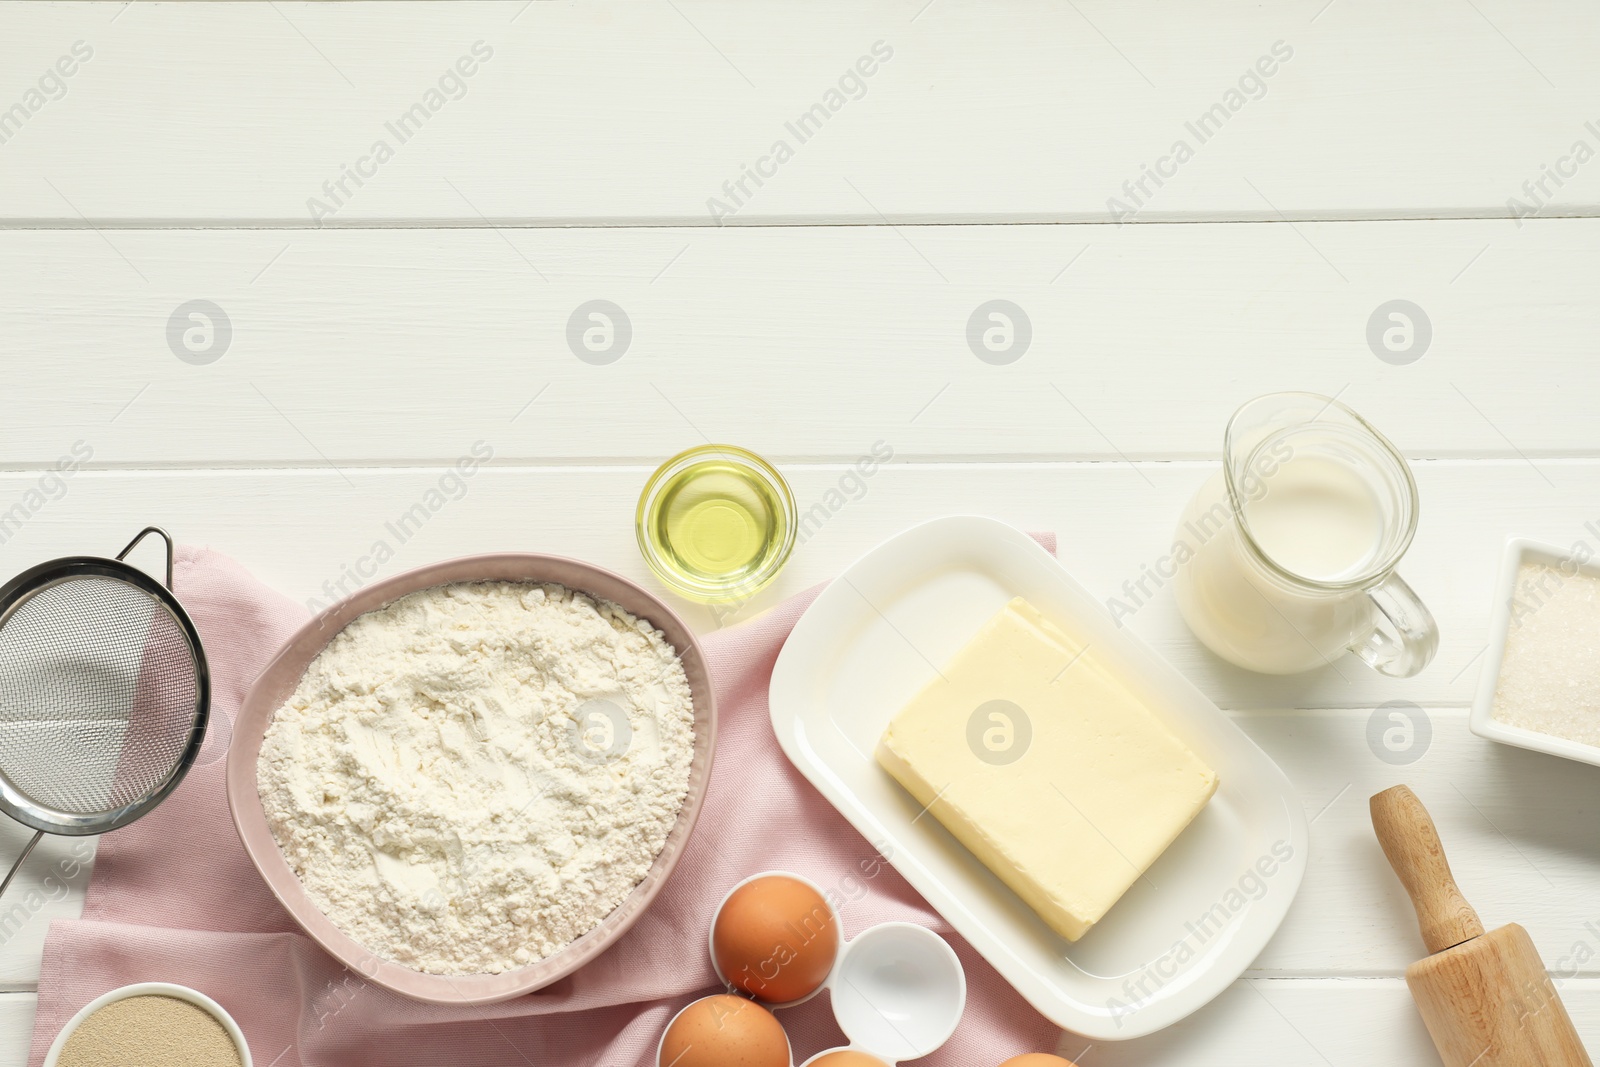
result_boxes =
[0,824,94,991]
[0,998,27,1067]
[2,220,1596,467]
[0,995,33,1067]
[1247,708,1600,977]
[0,461,1585,706]
[3,1,1599,224]
[1077,978,1600,1063]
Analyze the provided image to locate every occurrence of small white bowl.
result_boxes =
[1469,536,1600,767]
[823,921,965,1062]
[41,982,251,1067]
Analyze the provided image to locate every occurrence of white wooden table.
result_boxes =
[4,2,1600,1063]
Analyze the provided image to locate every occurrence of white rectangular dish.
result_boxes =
[768,516,1308,1040]
[1470,536,1600,767]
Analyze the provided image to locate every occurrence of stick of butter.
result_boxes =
[876,596,1218,942]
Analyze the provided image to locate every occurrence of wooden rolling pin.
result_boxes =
[1370,785,1593,1067]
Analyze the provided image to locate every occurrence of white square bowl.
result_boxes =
[1469,536,1600,766]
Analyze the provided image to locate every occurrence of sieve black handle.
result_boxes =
[116,526,175,589]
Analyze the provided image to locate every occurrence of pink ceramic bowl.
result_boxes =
[225,553,716,1005]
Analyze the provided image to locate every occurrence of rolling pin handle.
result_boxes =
[1370,785,1485,955]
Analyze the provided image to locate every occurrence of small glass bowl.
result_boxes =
[636,444,796,603]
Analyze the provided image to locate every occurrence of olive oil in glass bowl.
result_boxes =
[636,445,796,602]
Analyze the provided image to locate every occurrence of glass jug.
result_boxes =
[1172,392,1438,676]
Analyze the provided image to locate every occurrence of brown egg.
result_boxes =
[712,874,839,1003]
[809,1052,891,1067]
[997,1056,1080,1067]
[660,995,789,1067]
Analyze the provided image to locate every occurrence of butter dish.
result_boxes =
[768,516,1307,1040]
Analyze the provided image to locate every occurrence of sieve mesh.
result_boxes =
[0,574,200,817]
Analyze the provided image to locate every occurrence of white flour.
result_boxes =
[257,581,696,975]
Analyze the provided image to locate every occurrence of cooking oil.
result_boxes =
[637,446,795,601]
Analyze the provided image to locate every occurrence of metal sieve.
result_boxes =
[0,527,209,900]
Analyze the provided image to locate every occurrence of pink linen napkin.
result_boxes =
[28,543,1061,1067]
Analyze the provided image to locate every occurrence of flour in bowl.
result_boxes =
[257,581,696,975]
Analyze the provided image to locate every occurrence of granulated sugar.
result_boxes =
[56,995,243,1067]
[1492,562,1600,747]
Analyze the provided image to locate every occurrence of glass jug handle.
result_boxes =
[1352,572,1438,678]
